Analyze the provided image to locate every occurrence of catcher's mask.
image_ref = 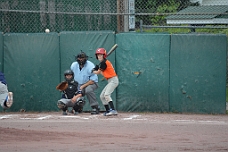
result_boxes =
[95,48,107,59]
[75,51,88,66]
[64,69,74,82]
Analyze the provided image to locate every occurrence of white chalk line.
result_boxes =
[20,115,52,120]
[0,115,14,120]
[0,114,228,125]
[0,114,144,121]
[174,119,227,125]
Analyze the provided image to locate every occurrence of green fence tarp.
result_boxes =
[1,32,227,114]
[116,33,170,112]
[2,33,60,112]
[170,34,227,114]
[59,31,115,111]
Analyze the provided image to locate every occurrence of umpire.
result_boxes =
[70,51,100,114]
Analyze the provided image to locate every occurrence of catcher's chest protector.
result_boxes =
[65,82,78,99]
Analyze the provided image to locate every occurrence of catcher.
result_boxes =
[56,69,85,115]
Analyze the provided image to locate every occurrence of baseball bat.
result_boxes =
[106,44,118,57]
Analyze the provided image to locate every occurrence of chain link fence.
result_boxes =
[0,0,228,33]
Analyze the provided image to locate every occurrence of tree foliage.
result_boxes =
[135,0,198,25]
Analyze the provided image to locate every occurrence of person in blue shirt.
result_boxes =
[0,71,13,111]
[70,51,100,114]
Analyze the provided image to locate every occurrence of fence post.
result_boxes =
[140,20,143,32]
[123,0,129,32]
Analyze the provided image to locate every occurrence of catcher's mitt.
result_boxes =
[56,81,68,91]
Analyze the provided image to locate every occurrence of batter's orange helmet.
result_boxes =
[95,48,107,59]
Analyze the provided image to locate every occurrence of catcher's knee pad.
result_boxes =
[57,100,67,110]
[76,97,85,107]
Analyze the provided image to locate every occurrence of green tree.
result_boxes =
[135,0,197,25]
[151,0,180,25]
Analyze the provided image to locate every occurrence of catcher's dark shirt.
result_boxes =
[62,81,78,99]
[0,72,7,85]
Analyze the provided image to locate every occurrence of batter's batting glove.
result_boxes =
[94,65,99,70]
[91,65,99,73]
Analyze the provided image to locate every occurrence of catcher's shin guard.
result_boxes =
[73,97,85,112]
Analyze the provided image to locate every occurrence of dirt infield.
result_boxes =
[0,112,228,152]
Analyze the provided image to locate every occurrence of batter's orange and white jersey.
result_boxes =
[102,60,117,79]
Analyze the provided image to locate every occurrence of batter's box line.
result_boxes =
[20,115,52,120]
[0,115,14,120]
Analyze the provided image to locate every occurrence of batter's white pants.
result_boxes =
[100,76,119,105]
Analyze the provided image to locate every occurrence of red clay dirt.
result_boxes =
[0,112,228,152]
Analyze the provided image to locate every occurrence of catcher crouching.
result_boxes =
[56,69,85,115]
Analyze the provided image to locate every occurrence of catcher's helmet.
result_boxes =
[64,69,74,82]
[95,48,107,59]
[64,69,74,76]
[75,51,88,66]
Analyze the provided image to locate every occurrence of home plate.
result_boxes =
[122,115,140,120]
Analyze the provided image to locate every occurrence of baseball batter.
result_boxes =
[0,71,13,111]
[92,48,119,116]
